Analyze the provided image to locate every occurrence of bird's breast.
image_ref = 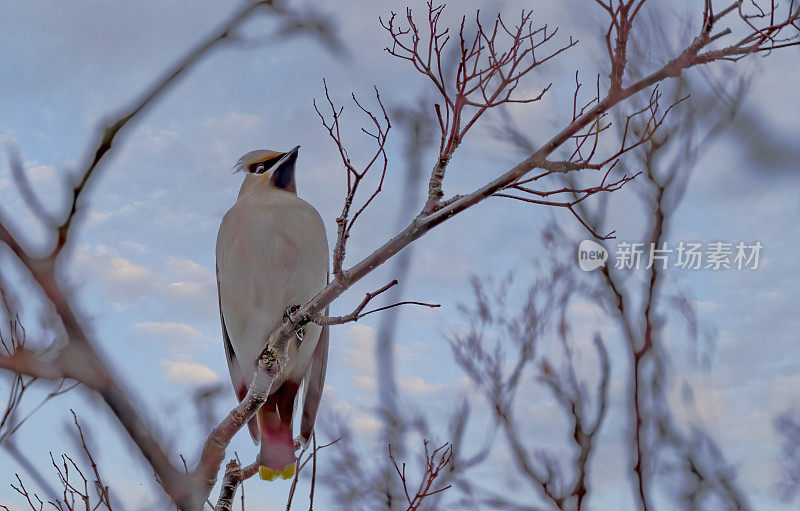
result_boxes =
[217,195,328,384]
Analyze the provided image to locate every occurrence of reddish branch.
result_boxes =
[496,77,689,239]
[314,80,391,278]
[0,320,78,449]
[0,1,798,509]
[495,163,637,240]
[538,335,611,510]
[312,85,438,324]
[451,275,610,510]
[0,1,309,509]
[308,279,440,326]
[389,440,453,511]
[213,436,340,511]
[381,3,577,213]
[556,71,754,510]
[285,437,340,511]
[5,411,113,511]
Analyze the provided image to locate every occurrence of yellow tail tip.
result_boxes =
[259,462,296,481]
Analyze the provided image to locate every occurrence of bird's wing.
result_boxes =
[299,307,329,445]
[217,264,259,442]
[217,265,245,398]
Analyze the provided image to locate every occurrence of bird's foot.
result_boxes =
[283,304,301,324]
[283,305,305,344]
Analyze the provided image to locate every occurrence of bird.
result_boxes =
[216,146,329,481]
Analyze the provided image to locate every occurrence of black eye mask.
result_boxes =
[249,162,270,174]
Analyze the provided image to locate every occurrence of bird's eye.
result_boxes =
[255,164,265,174]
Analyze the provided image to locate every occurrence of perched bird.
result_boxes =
[216,146,329,481]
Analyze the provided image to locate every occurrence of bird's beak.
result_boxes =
[270,146,300,192]
[273,146,300,168]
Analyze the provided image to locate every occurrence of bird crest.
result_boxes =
[233,149,283,174]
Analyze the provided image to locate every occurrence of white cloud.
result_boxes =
[133,321,204,344]
[0,157,59,196]
[322,386,382,436]
[106,254,149,281]
[342,324,378,374]
[27,164,55,182]
[568,299,605,318]
[693,300,719,312]
[167,280,206,296]
[398,376,441,395]
[162,258,217,312]
[73,244,156,297]
[72,245,217,316]
[353,414,381,434]
[165,257,214,282]
[319,381,390,437]
[161,357,219,384]
[165,281,216,314]
[334,324,422,402]
[85,210,110,226]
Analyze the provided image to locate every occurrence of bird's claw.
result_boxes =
[283,305,305,344]
[283,304,301,324]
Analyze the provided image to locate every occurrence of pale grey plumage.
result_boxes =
[216,148,328,475]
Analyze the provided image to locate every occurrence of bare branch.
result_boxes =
[9,410,113,511]
[306,280,440,326]
[314,81,391,279]
[2,2,798,509]
[214,458,259,511]
[389,440,453,511]
[382,3,577,214]
[0,1,315,508]
[285,436,340,511]
[6,148,57,226]
[52,0,277,257]
[192,5,799,496]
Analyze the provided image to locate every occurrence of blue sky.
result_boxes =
[1,0,799,509]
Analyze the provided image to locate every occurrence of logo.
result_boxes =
[578,240,608,271]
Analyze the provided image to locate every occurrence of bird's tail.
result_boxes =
[257,383,298,481]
